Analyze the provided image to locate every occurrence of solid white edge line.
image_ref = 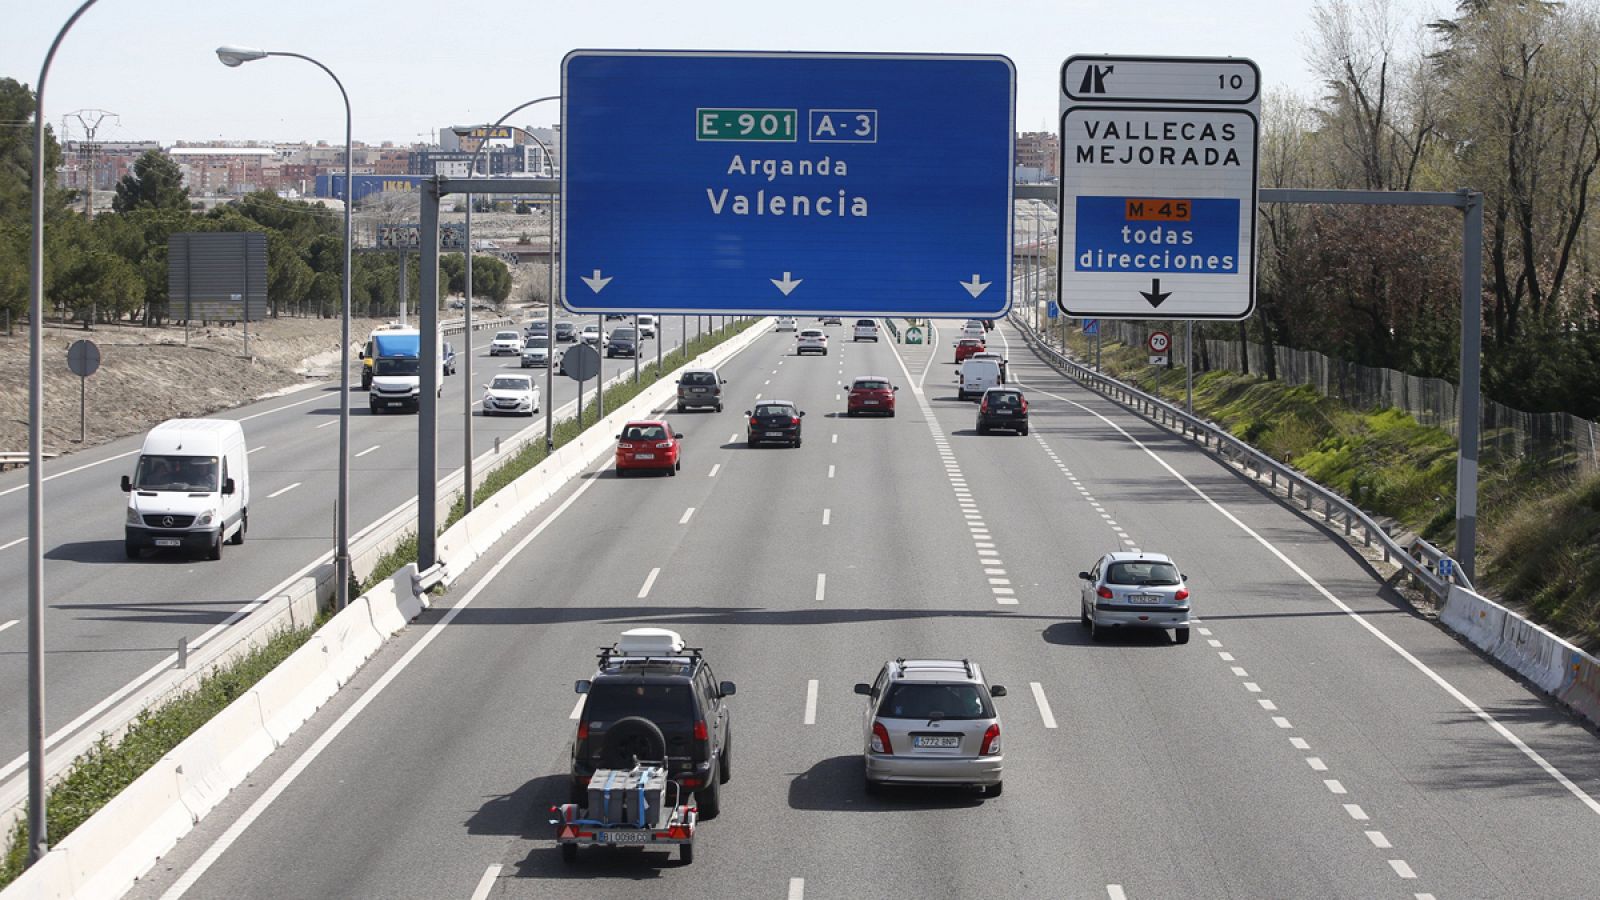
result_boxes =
[265,483,301,499]
[638,567,661,599]
[355,445,380,458]
[315,419,337,429]
[157,449,610,900]
[0,537,25,552]
[788,877,805,900]
[1030,682,1058,729]
[804,679,818,725]
[1013,330,1600,816]
[469,864,502,900]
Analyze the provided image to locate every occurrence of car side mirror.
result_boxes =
[853,683,871,695]
[614,433,622,439]
[120,475,132,492]
[990,685,1007,698]
[744,410,752,416]
[799,411,806,417]
[893,386,899,391]
[719,681,736,697]
[1077,571,1091,581]
[574,679,591,694]
[357,350,365,360]
[222,478,235,496]
[674,433,684,440]
[721,378,728,384]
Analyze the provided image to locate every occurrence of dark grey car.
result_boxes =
[677,368,726,412]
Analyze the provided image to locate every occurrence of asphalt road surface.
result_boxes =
[125,319,1600,900]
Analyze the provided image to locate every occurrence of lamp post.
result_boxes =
[28,0,105,866]
[455,111,558,498]
[217,45,355,611]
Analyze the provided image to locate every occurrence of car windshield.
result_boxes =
[584,681,694,724]
[1106,561,1182,586]
[490,377,529,390]
[623,424,668,440]
[681,372,717,386]
[135,454,218,492]
[988,392,1022,407]
[854,380,890,391]
[495,332,518,341]
[556,322,573,332]
[800,331,823,338]
[374,358,419,376]
[613,329,637,339]
[961,339,983,346]
[881,683,993,720]
[525,337,549,348]
[529,322,548,332]
[756,405,795,417]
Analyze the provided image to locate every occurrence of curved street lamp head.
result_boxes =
[216,45,268,67]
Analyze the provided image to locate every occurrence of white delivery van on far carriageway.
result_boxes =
[121,418,249,560]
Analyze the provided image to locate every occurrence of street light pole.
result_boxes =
[218,45,355,611]
[28,0,105,866]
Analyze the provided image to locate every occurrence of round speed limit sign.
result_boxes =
[1148,331,1171,354]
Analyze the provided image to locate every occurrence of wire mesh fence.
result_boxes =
[1093,319,1600,477]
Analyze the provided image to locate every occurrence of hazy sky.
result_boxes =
[5,0,1445,145]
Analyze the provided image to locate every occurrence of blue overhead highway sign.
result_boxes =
[561,50,1016,317]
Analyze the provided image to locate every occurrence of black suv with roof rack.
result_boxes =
[570,629,736,818]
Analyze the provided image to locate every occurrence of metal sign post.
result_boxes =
[66,339,99,443]
[561,50,1015,318]
[1058,55,1259,321]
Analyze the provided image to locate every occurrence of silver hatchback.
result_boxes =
[1078,551,1193,644]
[853,659,1006,797]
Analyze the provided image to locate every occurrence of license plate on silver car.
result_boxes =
[1128,593,1162,603]
[597,830,650,844]
[913,735,961,748]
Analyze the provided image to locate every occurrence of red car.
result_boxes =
[615,419,682,476]
[847,376,898,416]
[955,338,987,362]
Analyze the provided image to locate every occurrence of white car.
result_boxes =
[775,316,798,332]
[489,330,523,356]
[852,319,880,342]
[482,374,539,416]
[961,321,987,340]
[796,329,829,355]
[579,325,606,345]
[521,336,554,368]
[637,314,658,338]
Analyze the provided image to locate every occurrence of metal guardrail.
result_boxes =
[1008,315,1472,600]
[882,318,901,342]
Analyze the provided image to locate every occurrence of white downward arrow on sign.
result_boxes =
[581,269,613,293]
[770,272,803,296]
[961,275,990,299]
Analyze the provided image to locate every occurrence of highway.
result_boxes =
[125,319,1600,900]
[0,314,714,775]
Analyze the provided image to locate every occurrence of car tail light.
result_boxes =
[577,721,589,740]
[980,723,1001,756]
[750,417,760,427]
[790,416,801,425]
[1175,588,1190,602]
[1020,398,1028,412]
[870,721,893,754]
[694,720,709,741]
[656,441,673,449]
[1097,586,1114,600]
[618,443,633,450]
[681,776,701,789]
[980,399,989,413]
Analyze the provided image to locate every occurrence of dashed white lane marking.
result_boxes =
[1030,682,1058,729]
[828,465,836,478]
[316,419,337,429]
[815,573,826,603]
[1272,716,1293,729]
[804,680,818,725]
[1218,651,1235,661]
[730,432,740,442]
[985,568,1006,575]
[1307,757,1328,771]
[754,393,763,400]
[469,865,502,900]
[1416,894,1437,900]
[638,567,661,599]
[1324,779,1348,794]
[266,482,301,499]
[1258,699,1278,711]
[1231,666,1249,677]
[1389,860,1417,879]
[1243,682,1262,693]
[1344,803,1369,820]
[1106,887,1128,900]
[822,509,831,526]
[679,508,695,525]
[0,620,17,635]
[765,380,770,385]
[355,445,380,458]
[1207,639,1223,648]
[708,463,721,478]
[831,434,837,443]
[1198,627,1213,636]
[1291,737,1311,749]
[789,877,805,900]
[835,393,841,401]
[989,578,1011,585]
[248,446,266,454]
[1366,830,1392,849]
[1,537,27,551]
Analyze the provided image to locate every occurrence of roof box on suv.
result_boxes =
[616,627,684,656]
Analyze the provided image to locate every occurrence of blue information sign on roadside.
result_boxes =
[561,50,1016,317]
[1048,302,1060,319]
[1082,318,1099,335]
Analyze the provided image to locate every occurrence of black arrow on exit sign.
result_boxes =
[1140,278,1172,309]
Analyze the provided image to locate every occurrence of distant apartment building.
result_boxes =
[1016,131,1060,181]
[58,140,162,202]
[167,146,281,196]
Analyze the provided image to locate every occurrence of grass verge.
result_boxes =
[1055,327,1600,651]
[0,622,324,888]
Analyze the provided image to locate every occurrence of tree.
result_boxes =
[112,149,189,213]
[0,78,73,322]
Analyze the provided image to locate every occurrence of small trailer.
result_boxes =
[551,762,698,865]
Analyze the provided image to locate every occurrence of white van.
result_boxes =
[956,358,1004,400]
[637,314,658,338]
[121,418,249,560]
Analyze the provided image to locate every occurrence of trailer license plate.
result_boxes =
[154,539,181,547]
[598,830,650,844]
[913,736,960,748]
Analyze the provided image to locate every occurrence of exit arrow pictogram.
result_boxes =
[1140,278,1171,309]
